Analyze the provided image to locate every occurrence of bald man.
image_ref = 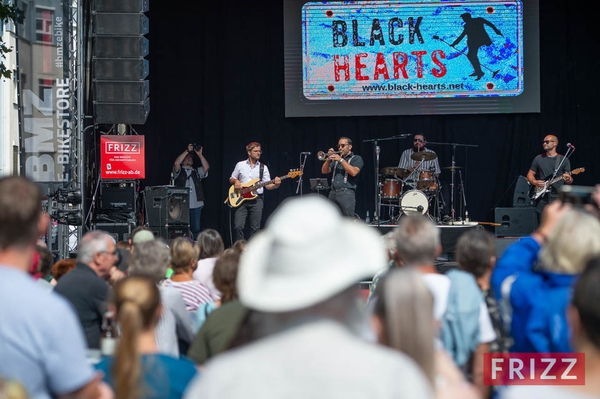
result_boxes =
[527,135,573,221]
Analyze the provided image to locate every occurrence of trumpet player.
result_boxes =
[321,137,364,217]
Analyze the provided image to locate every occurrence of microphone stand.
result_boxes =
[364,134,412,226]
[296,153,310,196]
[550,146,574,183]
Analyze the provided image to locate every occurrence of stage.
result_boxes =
[369,222,479,261]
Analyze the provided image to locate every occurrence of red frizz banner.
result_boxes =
[483,352,585,386]
[100,135,145,179]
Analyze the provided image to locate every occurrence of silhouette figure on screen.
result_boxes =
[450,13,503,81]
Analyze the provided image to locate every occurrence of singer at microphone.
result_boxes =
[526,134,573,223]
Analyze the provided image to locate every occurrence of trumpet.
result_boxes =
[317,150,342,161]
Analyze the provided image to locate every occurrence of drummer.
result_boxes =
[397,134,441,185]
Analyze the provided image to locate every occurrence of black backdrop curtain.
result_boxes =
[111,1,599,245]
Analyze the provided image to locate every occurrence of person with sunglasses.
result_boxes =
[321,137,364,217]
[55,230,118,350]
[398,134,441,185]
[527,135,573,221]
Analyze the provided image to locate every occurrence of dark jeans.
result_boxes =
[328,188,356,217]
[535,193,558,224]
[233,197,264,241]
[190,206,203,241]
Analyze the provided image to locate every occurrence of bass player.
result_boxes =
[229,142,281,241]
[527,134,573,222]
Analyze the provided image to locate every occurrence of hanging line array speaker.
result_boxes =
[92,0,150,124]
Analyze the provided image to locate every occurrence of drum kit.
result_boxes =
[378,152,458,224]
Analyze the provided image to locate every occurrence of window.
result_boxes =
[35,7,53,43]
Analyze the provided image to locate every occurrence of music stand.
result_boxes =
[309,178,330,195]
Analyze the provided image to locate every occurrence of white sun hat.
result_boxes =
[238,195,386,312]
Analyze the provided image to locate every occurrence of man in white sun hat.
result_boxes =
[184,195,433,399]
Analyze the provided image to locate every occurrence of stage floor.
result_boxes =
[368,222,478,261]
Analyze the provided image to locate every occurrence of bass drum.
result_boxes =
[400,189,429,215]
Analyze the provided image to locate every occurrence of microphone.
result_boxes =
[301,152,312,155]
[567,143,575,149]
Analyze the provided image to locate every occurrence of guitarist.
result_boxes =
[229,142,281,241]
[527,135,573,221]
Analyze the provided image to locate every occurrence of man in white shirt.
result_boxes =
[229,142,280,241]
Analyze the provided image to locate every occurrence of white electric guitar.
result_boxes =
[529,167,584,201]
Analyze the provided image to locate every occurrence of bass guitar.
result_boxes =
[225,169,303,208]
[529,167,585,202]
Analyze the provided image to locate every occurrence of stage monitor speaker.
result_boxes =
[149,225,191,241]
[144,186,190,227]
[495,207,538,237]
[94,98,150,125]
[513,175,532,207]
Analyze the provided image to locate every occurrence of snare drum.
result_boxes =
[382,179,402,200]
[400,190,429,215]
[417,170,436,190]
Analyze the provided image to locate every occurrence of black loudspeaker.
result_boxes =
[99,181,136,212]
[149,226,191,240]
[93,222,133,242]
[494,207,538,237]
[94,99,150,125]
[144,186,190,227]
[513,175,532,207]
[92,0,149,125]
[94,0,149,13]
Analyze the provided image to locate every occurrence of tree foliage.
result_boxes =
[1,3,23,80]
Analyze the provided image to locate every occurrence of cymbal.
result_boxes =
[410,152,437,162]
[442,166,463,171]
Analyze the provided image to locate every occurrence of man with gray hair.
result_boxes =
[55,230,117,349]
[185,195,432,399]
[389,215,495,396]
[0,176,109,398]
[129,239,194,356]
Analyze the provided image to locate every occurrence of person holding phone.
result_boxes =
[173,144,210,240]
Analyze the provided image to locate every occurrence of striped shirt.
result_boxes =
[162,279,212,313]
[398,147,441,179]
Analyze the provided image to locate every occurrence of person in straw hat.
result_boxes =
[184,194,433,399]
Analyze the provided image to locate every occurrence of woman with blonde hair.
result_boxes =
[162,237,212,314]
[95,275,197,399]
[492,202,600,353]
[371,268,478,399]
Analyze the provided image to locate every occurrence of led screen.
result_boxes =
[284,0,539,116]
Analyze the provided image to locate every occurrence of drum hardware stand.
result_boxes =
[364,134,411,226]
[427,141,478,224]
[458,170,470,223]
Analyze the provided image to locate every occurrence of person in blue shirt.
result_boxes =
[491,201,600,353]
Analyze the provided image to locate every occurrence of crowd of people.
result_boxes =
[2,173,600,399]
